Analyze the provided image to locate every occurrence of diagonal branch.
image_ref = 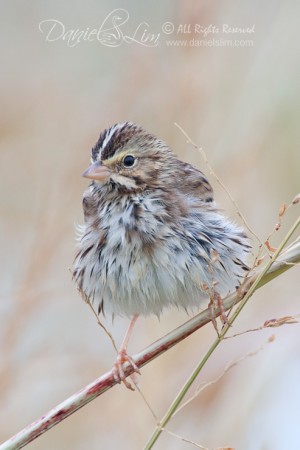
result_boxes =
[0,241,299,450]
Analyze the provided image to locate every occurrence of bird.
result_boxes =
[72,122,250,389]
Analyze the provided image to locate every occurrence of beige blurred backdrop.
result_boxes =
[0,1,300,449]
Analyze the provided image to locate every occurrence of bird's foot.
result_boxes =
[112,348,141,391]
[215,291,230,326]
[208,290,230,335]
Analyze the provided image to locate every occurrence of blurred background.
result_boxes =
[0,1,299,449]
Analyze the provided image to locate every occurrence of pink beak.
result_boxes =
[82,161,111,181]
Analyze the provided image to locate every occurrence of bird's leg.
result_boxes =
[112,314,141,390]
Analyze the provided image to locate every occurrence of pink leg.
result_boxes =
[112,314,141,390]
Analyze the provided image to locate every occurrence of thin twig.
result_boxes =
[134,383,160,423]
[86,301,118,353]
[161,428,210,449]
[223,315,299,339]
[174,122,265,250]
[174,337,273,416]
[0,241,299,450]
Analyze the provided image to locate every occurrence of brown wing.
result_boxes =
[82,186,99,222]
[178,162,214,202]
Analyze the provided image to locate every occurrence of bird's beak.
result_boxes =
[82,161,111,181]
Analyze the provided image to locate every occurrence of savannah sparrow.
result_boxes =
[73,122,250,388]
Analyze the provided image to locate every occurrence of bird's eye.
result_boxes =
[123,155,136,167]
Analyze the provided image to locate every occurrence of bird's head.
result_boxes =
[82,122,176,192]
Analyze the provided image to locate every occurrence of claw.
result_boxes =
[215,292,230,326]
[208,290,230,334]
[112,348,141,391]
